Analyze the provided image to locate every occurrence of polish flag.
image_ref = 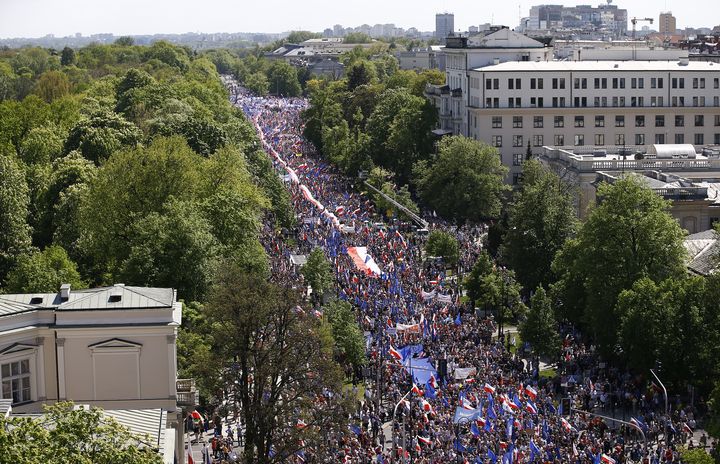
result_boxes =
[412,384,424,396]
[461,398,475,410]
[389,346,402,361]
[560,418,573,432]
[335,206,345,216]
[525,385,537,401]
[296,419,307,429]
[683,423,693,434]
[422,413,429,424]
[415,442,421,453]
[476,417,486,427]
[186,446,194,464]
[484,383,496,394]
[601,454,616,464]
[465,378,476,384]
[428,374,437,389]
[526,402,538,414]
[417,435,432,446]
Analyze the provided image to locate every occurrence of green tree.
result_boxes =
[344,32,373,44]
[119,200,219,302]
[464,251,494,309]
[64,111,142,164]
[33,71,71,103]
[425,230,460,267]
[519,286,561,375]
[346,60,377,91]
[414,135,509,223]
[502,160,577,293]
[324,299,367,372]
[0,401,162,464]
[203,264,351,462]
[679,447,714,464]
[0,153,32,283]
[706,380,720,439]
[5,245,85,293]
[60,47,76,66]
[114,36,135,46]
[302,247,334,306]
[267,61,301,97]
[552,176,687,355]
[244,71,269,96]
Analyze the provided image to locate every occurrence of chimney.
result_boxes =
[678,56,689,66]
[60,283,71,301]
[493,58,500,65]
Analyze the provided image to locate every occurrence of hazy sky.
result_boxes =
[0,0,713,38]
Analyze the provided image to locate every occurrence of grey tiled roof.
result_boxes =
[685,230,720,275]
[104,408,168,451]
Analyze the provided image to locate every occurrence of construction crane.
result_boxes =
[631,17,654,39]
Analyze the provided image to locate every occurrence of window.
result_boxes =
[615,116,625,127]
[554,116,564,128]
[675,133,685,144]
[513,116,523,128]
[655,134,665,144]
[574,134,584,146]
[512,173,521,185]
[491,135,502,147]
[695,133,704,145]
[675,116,684,127]
[530,78,544,90]
[695,115,705,127]
[715,78,720,89]
[672,77,685,89]
[615,134,625,145]
[533,134,544,147]
[508,78,521,90]
[533,116,543,128]
[530,97,544,108]
[508,97,521,108]
[552,78,565,89]
[574,116,585,128]
[594,134,605,145]
[635,115,645,127]
[595,115,605,127]
[513,153,524,166]
[715,134,720,145]
[486,79,492,90]
[573,78,587,89]
[492,116,502,128]
[552,97,566,108]
[715,115,720,127]
[554,134,565,146]
[1,360,31,404]
[635,134,645,145]
[513,135,523,147]
[655,115,665,127]
[651,77,664,89]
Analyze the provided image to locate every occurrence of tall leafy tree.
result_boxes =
[267,61,301,97]
[502,160,577,293]
[301,248,334,306]
[324,299,367,373]
[64,110,142,164]
[425,230,460,267]
[33,71,71,103]
[519,286,560,375]
[414,135,509,223]
[5,245,85,293]
[204,264,352,463]
[60,47,76,66]
[552,176,687,355]
[464,251,494,309]
[0,152,32,283]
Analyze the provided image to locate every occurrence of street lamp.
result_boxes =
[650,368,669,444]
[571,408,648,456]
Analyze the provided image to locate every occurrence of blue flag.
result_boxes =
[471,421,481,437]
[425,381,437,399]
[530,440,541,462]
[454,439,466,452]
[488,449,498,464]
[506,416,514,440]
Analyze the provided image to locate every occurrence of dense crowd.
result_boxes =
[224,79,713,464]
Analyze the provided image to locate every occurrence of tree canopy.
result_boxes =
[414,135,509,223]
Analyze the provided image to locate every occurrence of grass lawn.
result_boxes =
[344,382,365,401]
[539,367,557,379]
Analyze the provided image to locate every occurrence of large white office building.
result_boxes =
[456,59,720,183]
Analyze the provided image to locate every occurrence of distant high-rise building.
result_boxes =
[659,12,677,34]
[435,13,455,44]
[527,3,627,37]
[333,24,344,37]
[468,26,479,34]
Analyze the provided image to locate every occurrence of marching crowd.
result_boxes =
[223,79,714,464]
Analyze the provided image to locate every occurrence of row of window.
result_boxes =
[485,77,720,91]
[490,114,720,129]
[494,132,718,150]
[1,360,31,404]
[483,96,720,109]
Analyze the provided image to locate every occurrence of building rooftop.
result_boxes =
[0,284,176,318]
[473,59,720,72]
[685,229,720,275]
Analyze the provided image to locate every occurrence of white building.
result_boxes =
[460,59,720,183]
[425,28,552,137]
[0,283,188,463]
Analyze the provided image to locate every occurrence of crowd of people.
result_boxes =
[222,79,713,464]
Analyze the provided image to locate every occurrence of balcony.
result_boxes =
[176,379,198,408]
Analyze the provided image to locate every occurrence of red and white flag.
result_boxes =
[601,454,616,464]
[417,435,432,446]
[525,385,537,401]
[389,346,402,361]
[484,383,496,394]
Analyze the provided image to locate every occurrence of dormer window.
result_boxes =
[29,297,43,305]
[108,291,122,303]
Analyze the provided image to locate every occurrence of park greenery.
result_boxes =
[0,401,162,464]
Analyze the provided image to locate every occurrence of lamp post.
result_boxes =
[571,408,648,456]
[650,368,669,444]
[391,387,413,461]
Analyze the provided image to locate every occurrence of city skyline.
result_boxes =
[0,0,715,39]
